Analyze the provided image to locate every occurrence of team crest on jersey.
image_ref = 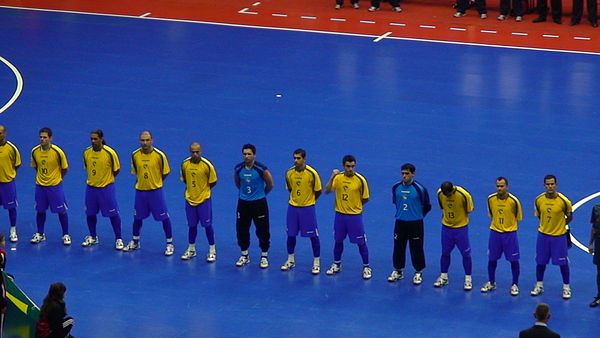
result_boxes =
[546,208,552,213]
[498,209,504,214]
[448,203,453,209]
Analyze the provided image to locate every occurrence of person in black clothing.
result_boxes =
[589,204,600,307]
[571,0,598,27]
[37,282,74,338]
[519,303,560,338]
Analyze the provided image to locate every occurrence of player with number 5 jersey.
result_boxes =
[123,131,175,256]
[81,130,123,250]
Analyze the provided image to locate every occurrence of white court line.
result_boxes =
[360,20,375,24]
[570,192,600,253]
[450,27,467,31]
[481,30,497,33]
[373,31,392,42]
[330,18,346,22]
[252,2,261,6]
[139,12,151,17]
[511,32,528,36]
[574,37,591,40]
[0,56,24,114]
[301,16,316,20]
[419,25,436,29]
[389,22,406,26]
[1,5,599,56]
[271,13,287,17]
[238,7,249,13]
[542,34,559,38]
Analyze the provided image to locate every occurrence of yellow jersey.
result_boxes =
[180,157,217,206]
[437,186,474,228]
[0,141,21,183]
[487,193,522,232]
[83,145,120,188]
[332,172,369,215]
[285,165,322,207]
[30,144,68,186]
[535,192,572,236]
[131,148,170,190]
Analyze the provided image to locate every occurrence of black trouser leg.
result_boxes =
[408,220,426,271]
[236,200,252,251]
[253,198,270,253]
[393,220,408,270]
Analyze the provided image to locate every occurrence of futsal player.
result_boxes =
[234,144,274,268]
[531,175,573,299]
[81,130,123,250]
[434,181,474,290]
[30,127,71,245]
[180,142,218,262]
[280,149,322,274]
[324,155,372,279]
[0,125,21,242]
[480,177,522,296]
[123,131,175,256]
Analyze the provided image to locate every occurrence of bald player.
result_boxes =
[0,125,21,242]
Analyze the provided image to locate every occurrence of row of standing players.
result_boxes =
[0,126,599,307]
[334,0,598,27]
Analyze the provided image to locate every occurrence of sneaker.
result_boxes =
[480,282,497,293]
[181,249,196,260]
[590,297,600,307]
[413,272,423,285]
[260,256,269,269]
[62,234,72,246]
[433,276,449,287]
[326,263,341,275]
[311,264,321,275]
[368,6,379,12]
[497,14,506,20]
[115,239,124,250]
[335,4,341,9]
[516,16,523,22]
[393,6,402,12]
[454,12,466,18]
[562,287,572,299]
[164,243,175,256]
[530,285,544,296]
[280,260,295,271]
[9,231,18,243]
[206,251,217,262]
[236,255,250,267]
[464,278,473,291]
[387,270,404,282]
[30,233,46,244]
[81,236,98,247]
[122,240,140,252]
[353,3,359,9]
[363,266,373,279]
[480,13,488,19]
[510,284,520,296]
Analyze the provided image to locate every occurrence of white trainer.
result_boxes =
[311,264,321,275]
[433,276,449,288]
[62,234,72,246]
[122,240,140,252]
[236,255,250,267]
[115,239,124,250]
[362,266,373,280]
[206,251,217,262]
[510,284,520,296]
[181,249,197,260]
[352,2,359,9]
[480,281,497,293]
[9,230,18,242]
[387,270,403,282]
[464,278,473,291]
[280,260,295,271]
[326,263,341,275]
[260,256,269,269]
[81,236,99,247]
[164,243,175,256]
[530,284,544,296]
[413,272,423,285]
[562,286,572,299]
[30,233,46,244]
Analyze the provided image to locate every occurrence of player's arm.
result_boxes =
[315,190,322,200]
[565,212,573,225]
[234,169,240,189]
[113,169,120,177]
[263,169,274,194]
[362,198,369,205]
[589,227,596,253]
[324,170,339,194]
[61,168,68,177]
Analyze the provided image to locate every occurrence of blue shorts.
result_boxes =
[286,205,318,237]
[185,198,212,228]
[488,229,520,261]
[134,188,169,221]
[0,181,17,209]
[441,225,471,256]
[85,184,119,217]
[334,212,366,244]
[35,183,68,213]
[536,232,568,266]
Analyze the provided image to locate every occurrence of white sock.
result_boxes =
[288,254,295,262]
[441,273,448,279]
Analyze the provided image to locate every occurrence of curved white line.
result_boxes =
[0,56,24,114]
[570,192,600,253]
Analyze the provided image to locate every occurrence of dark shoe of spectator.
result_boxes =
[553,17,562,24]
[570,19,580,26]
[532,16,546,23]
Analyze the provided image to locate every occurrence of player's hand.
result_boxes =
[589,244,595,254]
[332,169,340,176]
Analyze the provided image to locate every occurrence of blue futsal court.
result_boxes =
[1,6,600,337]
